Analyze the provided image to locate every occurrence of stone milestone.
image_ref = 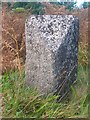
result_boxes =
[25,15,79,99]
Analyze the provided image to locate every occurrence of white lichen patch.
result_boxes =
[25,15,79,97]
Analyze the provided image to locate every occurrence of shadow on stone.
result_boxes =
[25,15,79,101]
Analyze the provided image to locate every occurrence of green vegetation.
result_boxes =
[82,2,90,9]
[13,7,25,13]
[63,2,77,11]
[1,46,89,118]
[1,3,89,117]
[7,1,90,12]
[78,42,88,67]
[8,1,77,14]
[12,2,45,15]
[1,65,88,118]
[13,2,28,9]
[25,2,45,15]
[7,2,11,8]
[50,1,77,11]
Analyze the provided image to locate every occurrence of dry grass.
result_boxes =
[1,28,89,118]
[1,5,89,118]
[2,28,25,76]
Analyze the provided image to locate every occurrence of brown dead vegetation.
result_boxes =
[2,3,89,73]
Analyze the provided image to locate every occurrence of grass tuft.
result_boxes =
[2,25,89,118]
[1,64,88,118]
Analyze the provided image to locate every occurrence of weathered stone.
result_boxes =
[25,15,79,98]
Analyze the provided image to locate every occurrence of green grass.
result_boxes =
[1,39,89,118]
[1,64,89,118]
[13,8,25,13]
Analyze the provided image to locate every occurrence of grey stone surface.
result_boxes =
[25,15,79,98]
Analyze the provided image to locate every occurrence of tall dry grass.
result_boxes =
[1,28,89,118]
